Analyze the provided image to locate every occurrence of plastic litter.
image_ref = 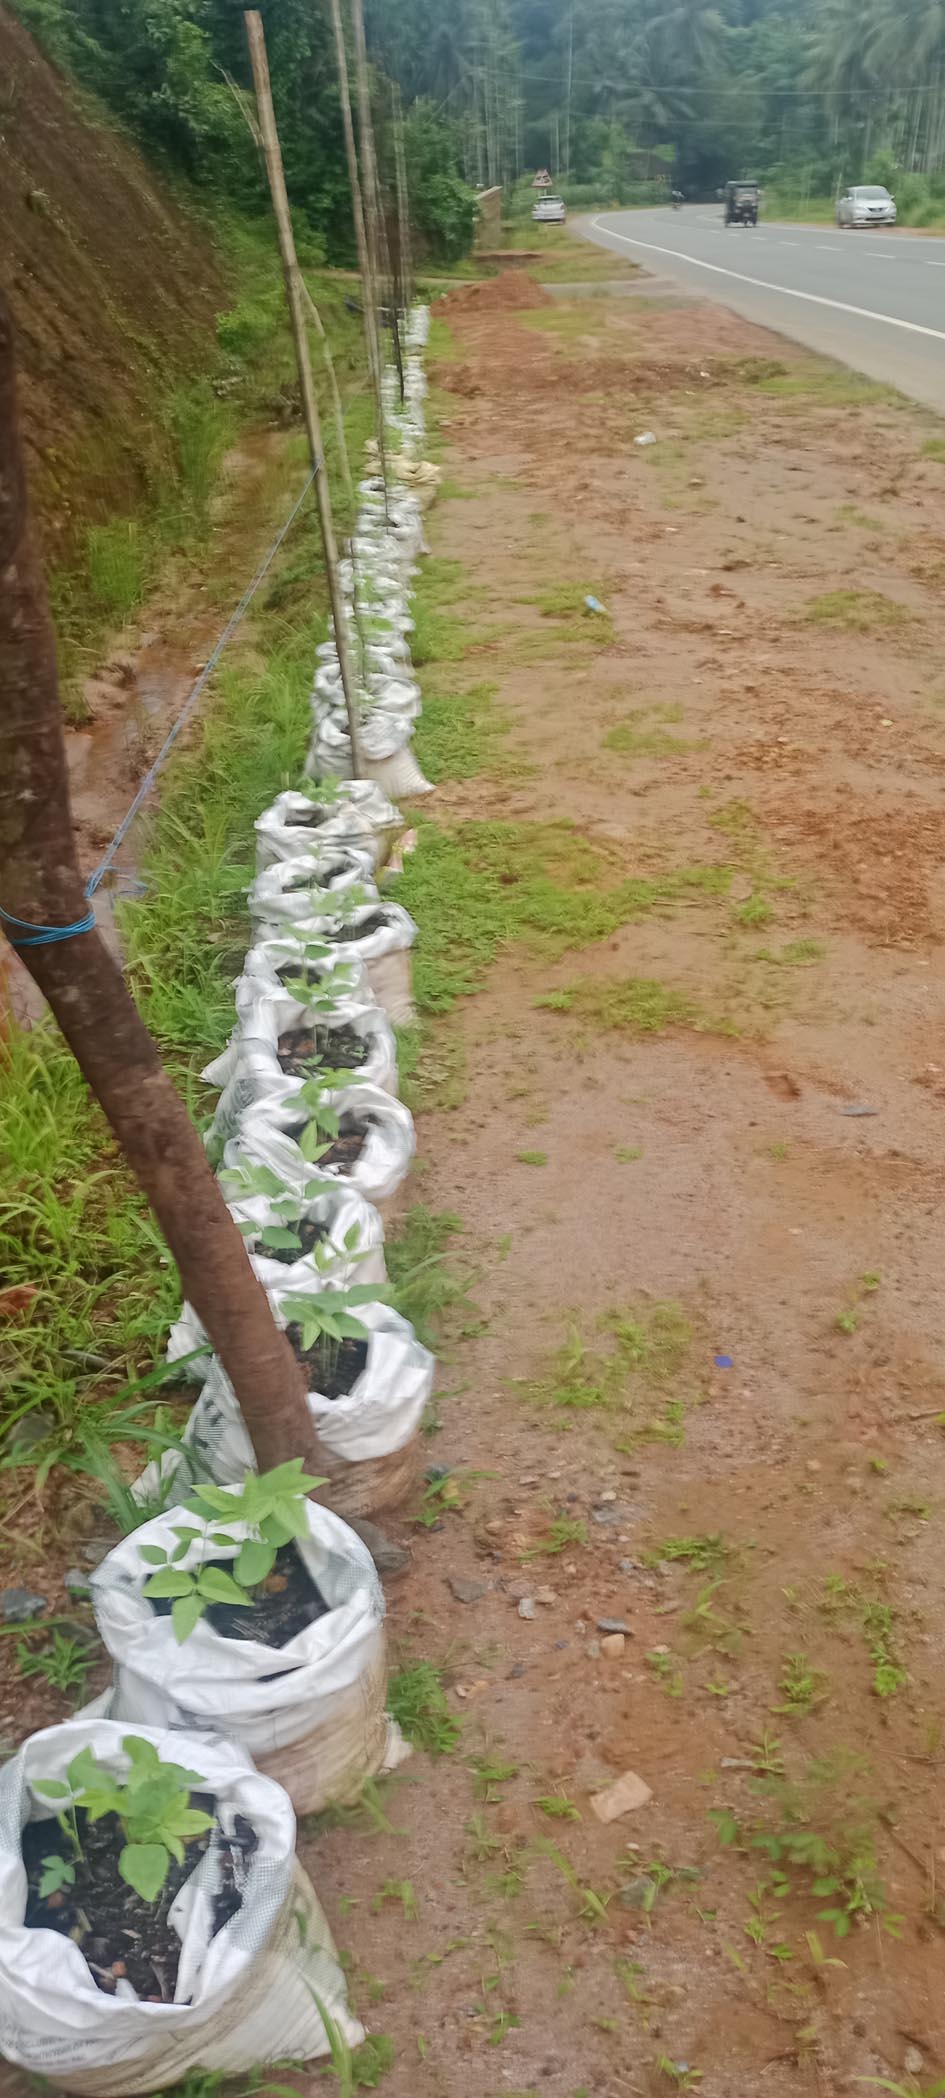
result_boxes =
[634,431,657,447]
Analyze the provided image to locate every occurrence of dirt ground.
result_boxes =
[6,258,945,2098]
[299,268,945,2096]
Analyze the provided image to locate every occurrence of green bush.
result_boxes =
[403,102,476,264]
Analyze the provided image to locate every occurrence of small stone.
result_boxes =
[806,1460,821,1475]
[425,1464,451,1482]
[1,1588,47,1624]
[518,1596,537,1620]
[598,1490,618,1503]
[448,1576,488,1605]
[81,1534,117,1567]
[592,1508,618,1527]
[349,1518,410,1576]
[519,1475,539,1486]
[535,1587,557,1605]
[509,1662,526,1679]
[587,1639,601,1658]
[2,1408,54,1457]
[597,1617,631,1635]
[903,2047,925,2077]
[618,1877,653,1908]
[63,1568,91,1600]
[590,1770,653,1822]
[484,1519,503,1536]
[601,1632,626,1658]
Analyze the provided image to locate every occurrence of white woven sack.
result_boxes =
[227,1081,416,1212]
[254,784,401,872]
[242,903,417,1027]
[189,1297,433,1477]
[92,1500,408,1816]
[310,715,433,808]
[202,987,398,1150]
[167,1179,388,1382]
[247,847,376,932]
[0,1719,359,2095]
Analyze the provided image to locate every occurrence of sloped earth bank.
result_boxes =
[302,271,945,2095]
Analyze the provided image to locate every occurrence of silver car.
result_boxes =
[836,184,897,228]
[532,196,567,225]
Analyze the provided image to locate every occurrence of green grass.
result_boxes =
[388,1660,461,1755]
[604,709,704,759]
[923,438,945,463]
[516,1149,548,1166]
[386,1205,477,1350]
[412,678,516,783]
[535,975,736,1036]
[396,821,732,1014]
[525,1302,693,1419]
[801,590,912,631]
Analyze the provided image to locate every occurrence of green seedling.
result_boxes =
[138,1460,325,1642]
[615,1145,643,1162]
[520,1515,587,1559]
[465,1812,504,1862]
[469,1754,519,1802]
[516,1150,548,1166]
[653,1534,732,1574]
[775,1653,829,1715]
[38,1854,76,1898]
[17,1631,92,1697]
[709,1751,902,1939]
[533,1836,612,1923]
[534,1791,581,1821]
[35,1734,214,1903]
[413,1470,467,1527]
[862,1602,907,1698]
[648,1649,684,1697]
[279,1281,378,1381]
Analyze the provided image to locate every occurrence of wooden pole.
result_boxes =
[327,0,388,498]
[0,292,321,1481]
[244,9,364,778]
[348,0,399,479]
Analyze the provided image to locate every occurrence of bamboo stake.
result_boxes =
[349,0,403,435]
[218,58,354,504]
[244,10,363,777]
[327,0,388,502]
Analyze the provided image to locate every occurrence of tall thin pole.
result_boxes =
[392,82,414,317]
[244,10,363,778]
[348,0,395,509]
[327,0,387,489]
[564,5,574,183]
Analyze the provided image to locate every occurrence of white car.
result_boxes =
[836,184,897,228]
[532,195,566,225]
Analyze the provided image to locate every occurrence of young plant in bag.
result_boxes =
[279,1281,380,1390]
[138,1459,325,1641]
[295,1068,366,1168]
[35,1734,214,1901]
[221,1159,368,1265]
[277,935,362,1005]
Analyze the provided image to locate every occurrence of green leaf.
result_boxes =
[39,1855,75,1898]
[138,1545,169,1567]
[33,1778,71,1802]
[142,1568,195,1600]
[260,1225,303,1252]
[235,1538,276,1587]
[195,1566,251,1606]
[171,1592,206,1643]
[119,1842,170,1903]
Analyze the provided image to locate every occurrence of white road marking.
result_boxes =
[590,217,945,342]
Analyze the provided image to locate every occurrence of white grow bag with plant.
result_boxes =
[166,1175,388,1383]
[242,901,418,1027]
[308,710,433,809]
[202,980,398,1149]
[254,782,401,873]
[0,1718,359,2096]
[247,846,377,933]
[92,1479,408,1817]
[187,1293,433,1519]
[226,1079,416,1216]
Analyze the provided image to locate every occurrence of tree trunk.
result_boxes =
[0,292,322,1480]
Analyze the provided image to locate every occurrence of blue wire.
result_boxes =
[0,904,96,949]
[1,468,316,954]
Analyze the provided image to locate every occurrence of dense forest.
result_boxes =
[11,0,945,240]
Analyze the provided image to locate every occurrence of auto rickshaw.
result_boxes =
[724,180,759,226]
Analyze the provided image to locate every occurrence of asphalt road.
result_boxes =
[580,207,945,417]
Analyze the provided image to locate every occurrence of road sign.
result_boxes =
[532,169,553,188]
